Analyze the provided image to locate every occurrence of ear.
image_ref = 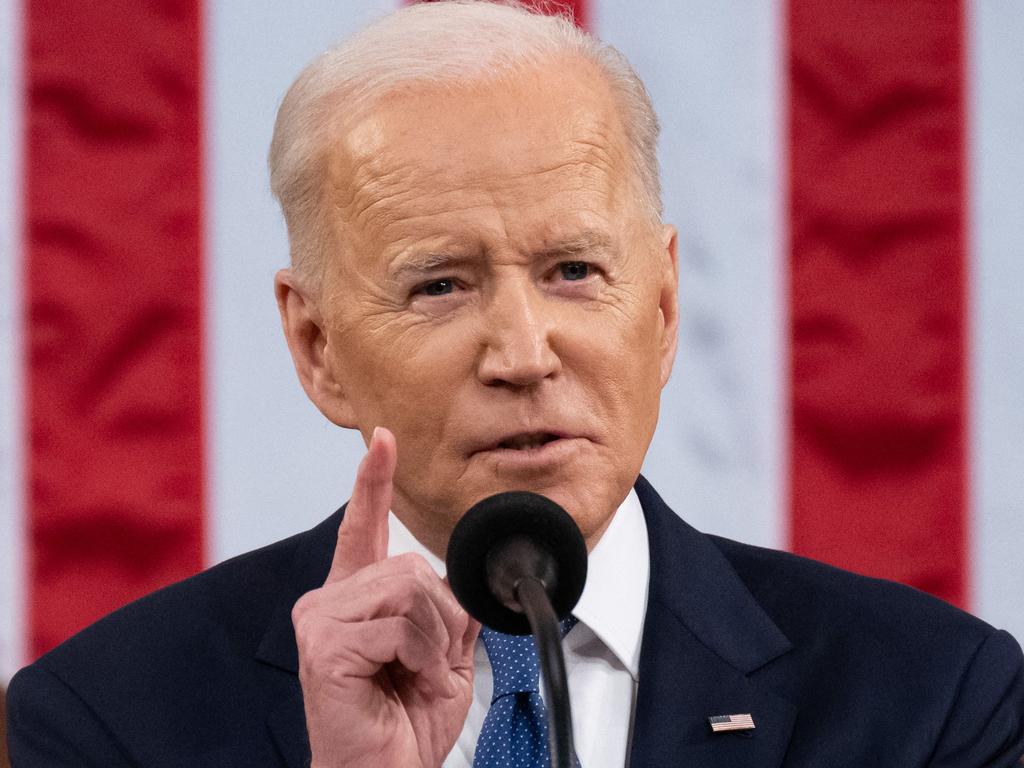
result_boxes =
[274,268,358,428]
[657,224,680,388]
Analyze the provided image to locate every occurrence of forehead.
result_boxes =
[326,57,633,249]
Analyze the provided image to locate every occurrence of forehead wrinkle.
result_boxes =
[338,115,624,221]
[342,149,506,236]
[364,154,618,232]
[385,241,482,280]
[334,161,431,234]
[323,67,638,280]
[567,136,621,181]
[496,154,618,195]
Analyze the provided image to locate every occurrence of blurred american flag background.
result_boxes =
[1,0,1022,692]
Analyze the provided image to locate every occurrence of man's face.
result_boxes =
[308,58,677,554]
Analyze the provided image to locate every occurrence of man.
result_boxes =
[6,2,1024,767]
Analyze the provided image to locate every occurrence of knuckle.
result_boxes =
[291,590,318,629]
[392,552,436,580]
[386,585,416,616]
[392,551,425,573]
[390,555,441,596]
[408,554,438,581]
[295,617,328,659]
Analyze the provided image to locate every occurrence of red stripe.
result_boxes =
[24,0,206,657]
[787,1,968,606]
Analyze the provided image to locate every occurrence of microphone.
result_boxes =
[446,491,588,768]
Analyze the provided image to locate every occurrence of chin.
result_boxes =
[527,479,619,543]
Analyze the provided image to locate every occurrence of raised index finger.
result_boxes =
[327,426,397,583]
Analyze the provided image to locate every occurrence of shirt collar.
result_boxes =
[388,511,447,573]
[569,488,648,680]
[387,487,650,681]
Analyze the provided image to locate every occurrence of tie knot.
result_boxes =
[481,616,578,702]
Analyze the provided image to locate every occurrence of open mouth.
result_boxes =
[496,432,561,450]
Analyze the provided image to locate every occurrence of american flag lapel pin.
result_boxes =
[708,713,756,733]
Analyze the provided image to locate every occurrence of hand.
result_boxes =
[293,427,479,768]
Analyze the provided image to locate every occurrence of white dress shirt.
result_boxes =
[387,489,650,768]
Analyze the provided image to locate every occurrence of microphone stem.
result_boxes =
[515,576,576,768]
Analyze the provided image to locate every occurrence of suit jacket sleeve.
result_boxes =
[928,629,1024,767]
[5,663,134,768]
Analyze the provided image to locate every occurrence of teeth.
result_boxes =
[500,433,554,450]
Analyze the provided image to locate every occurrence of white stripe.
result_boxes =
[968,1,1024,643]
[592,1,787,547]
[0,0,26,682]
[205,0,397,562]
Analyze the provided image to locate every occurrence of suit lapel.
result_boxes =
[264,689,311,768]
[254,508,343,768]
[630,477,797,768]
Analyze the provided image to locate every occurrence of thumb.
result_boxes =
[327,426,397,583]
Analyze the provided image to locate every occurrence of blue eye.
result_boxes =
[421,279,455,296]
[560,261,590,281]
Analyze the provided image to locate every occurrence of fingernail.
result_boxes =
[371,426,380,443]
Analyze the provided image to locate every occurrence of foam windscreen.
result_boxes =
[446,491,587,634]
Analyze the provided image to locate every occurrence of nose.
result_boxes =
[476,278,561,388]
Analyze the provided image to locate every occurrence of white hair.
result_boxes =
[268,0,662,292]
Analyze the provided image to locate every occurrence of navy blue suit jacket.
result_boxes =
[7,477,1024,766]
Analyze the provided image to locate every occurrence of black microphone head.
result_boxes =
[446,491,587,635]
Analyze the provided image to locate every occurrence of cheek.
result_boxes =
[340,311,469,379]
[387,324,479,394]
[337,323,478,438]
[573,305,664,442]
[571,298,664,384]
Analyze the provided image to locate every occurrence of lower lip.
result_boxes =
[473,437,585,470]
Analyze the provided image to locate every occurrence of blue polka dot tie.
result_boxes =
[473,616,579,768]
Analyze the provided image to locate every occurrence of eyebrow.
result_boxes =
[389,251,475,282]
[388,230,616,281]
[534,230,615,259]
